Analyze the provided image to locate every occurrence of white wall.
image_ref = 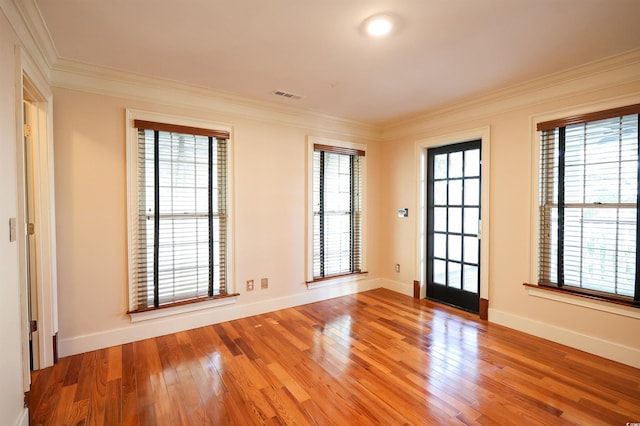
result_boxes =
[4,2,640,392]
[51,84,385,356]
[0,9,29,426]
[380,50,640,367]
[51,50,640,369]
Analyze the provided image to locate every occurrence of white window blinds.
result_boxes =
[538,105,640,301]
[130,120,229,312]
[312,144,364,279]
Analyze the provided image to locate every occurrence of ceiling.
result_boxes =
[34,0,640,125]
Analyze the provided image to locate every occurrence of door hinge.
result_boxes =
[27,223,35,236]
[24,391,30,408]
[24,123,32,137]
[30,320,37,333]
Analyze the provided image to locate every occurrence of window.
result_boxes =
[128,118,231,312]
[310,141,366,281]
[537,104,640,303]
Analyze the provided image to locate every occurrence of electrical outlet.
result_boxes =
[394,264,400,273]
[246,280,254,291]
[261,278,268,289]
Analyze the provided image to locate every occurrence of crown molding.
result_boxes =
[8,0,381,141]
[383,49,640,140]
[7,0,638,143]
[1,0,57,76]
[50,58,383,141]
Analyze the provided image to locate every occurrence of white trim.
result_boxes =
[0,0,55,74]
[385,49,640,138]
[529,94,640,284]
[525,286,640,320]
[16,408,28,426]
[10,0,57,66]
[14,53,30,394]
[489,308,640,369]
[378,278,414,297]
[15,45,57,380]
[125,109,236,311]
[49,49,640,140]
[306,273,369,290]
[129,296,239,323]
[52,58,381,141]
[415,127,491,301]
[60,277,382,357]
[305,136,368,283]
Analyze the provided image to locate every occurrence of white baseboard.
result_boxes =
[59,278,382,357]
[16,408,28,426]
[379,278,414,296]
[62,278,638,369]
[489,308,640,369]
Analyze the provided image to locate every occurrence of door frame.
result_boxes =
[415,127,491,313]
[15,46,58,386]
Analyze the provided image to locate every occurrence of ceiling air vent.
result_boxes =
[273,90,302,100]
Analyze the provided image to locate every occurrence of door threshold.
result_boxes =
[425,297,479,315]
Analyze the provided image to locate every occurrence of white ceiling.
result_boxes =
[35,0,640,125]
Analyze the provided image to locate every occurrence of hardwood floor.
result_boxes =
[30,288,640,425]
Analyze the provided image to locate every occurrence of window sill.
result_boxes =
[306,271,368,290]
[523,283,640,320]
[129,294,239,323]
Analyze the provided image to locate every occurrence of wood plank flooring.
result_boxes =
[30,288,640,425]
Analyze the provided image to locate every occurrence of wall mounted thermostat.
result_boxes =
[397,208,408,218]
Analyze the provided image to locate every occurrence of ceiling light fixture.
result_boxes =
[364,14,394,37]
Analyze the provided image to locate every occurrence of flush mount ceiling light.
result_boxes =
[364,14,395,37]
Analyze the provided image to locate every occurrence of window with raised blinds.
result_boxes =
[312,144,364,280]
[129,120,229,312]
[537,104,640,302]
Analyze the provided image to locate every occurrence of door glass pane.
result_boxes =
[449,180,462,205]
[448,235,461,261]
[464,236,478,264]
[433,259,446,285]
[434,233,446,258]
[434,207,446,232]
[464,178,480,206]
[463,265,478,292]
[434,154,447,179]
[448,262,461,289]
[434,181,447,205]
[465,149,480,177]
[448,208,462,233]
[449,152,463,178]
[464,208,479,235]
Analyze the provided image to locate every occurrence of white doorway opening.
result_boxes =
[15,47,58,389]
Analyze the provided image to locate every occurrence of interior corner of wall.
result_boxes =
[379,278,413,296]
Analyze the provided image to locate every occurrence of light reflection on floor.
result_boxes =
[425,310,480,402]
[195,350,225,402]
[310,313,353,377]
